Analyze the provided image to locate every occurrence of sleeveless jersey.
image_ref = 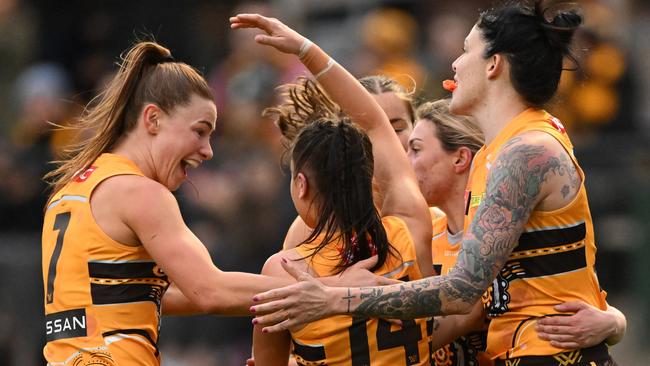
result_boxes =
[463,109,607,359]
[430,208,491,366]
[292,216,432,366]
[42,153,169,365]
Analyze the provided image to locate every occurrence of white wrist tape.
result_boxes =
[314,58,336,80]
[298,39,313,59]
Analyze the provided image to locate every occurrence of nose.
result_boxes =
[406,148,416,165]
[200,140,214,161]
[451,55,460,72]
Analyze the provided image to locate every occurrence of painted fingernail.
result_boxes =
[262,328,268,333]
[250,307,256,313]
[252,318,258,325]
[252,296,259,302]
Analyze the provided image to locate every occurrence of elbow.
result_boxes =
[441,275,484,315]
[191,288,231,314]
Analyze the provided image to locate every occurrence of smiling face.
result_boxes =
[372,92,413,151]
[449,25,490,116]
[151,94,217,191]
[407,120,456,207]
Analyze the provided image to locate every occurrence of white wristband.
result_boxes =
[298,39,313,59]
[314,58,335,80]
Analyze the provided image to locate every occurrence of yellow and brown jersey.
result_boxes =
[430,209,492,366]
[42,153,169,366]
[430,208,460,277]
[463,109,607,360]
[292,216,432,366]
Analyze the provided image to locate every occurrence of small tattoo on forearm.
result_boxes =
[342,288,356,314]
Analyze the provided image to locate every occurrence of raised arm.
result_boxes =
[250,131,576,331]
[230,14,432,275]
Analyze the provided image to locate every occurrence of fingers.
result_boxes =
[229,13,272,31]
[253,308,291,328]
[245,357,255,366]
[352,255,379,270]
[260,318,294,334]
[537,315,574,327]
[550,340,581,349]
[280,258,313,282]
[536,322,573,335]
[377,276,402,286]
[554,300,588,312]
[250,296,287,315]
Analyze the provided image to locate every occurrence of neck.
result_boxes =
[473,85,528,146]
[437,176,467,235]
[110,133,156,180]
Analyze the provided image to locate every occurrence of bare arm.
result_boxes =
[250,132,580,331]
[119,175,293,316]
[230,13,432,277]
[429,301,488,351]
[162,283,203,315]
[253,253,296,366]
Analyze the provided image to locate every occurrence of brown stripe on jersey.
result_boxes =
[88,261,167,280]
[291,339,326,362]
[90,283,166,306]
[505,245,586,279]
[515,222,586,252]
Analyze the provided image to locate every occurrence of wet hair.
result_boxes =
[358,75,415,124]
[477,0,582,106]
[416,99,484,154]
[265,77,396,273]
[45,41,214,198]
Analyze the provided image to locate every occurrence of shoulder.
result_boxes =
[490,131,578,206]
[262,249,309,279]
[500,130,568,157]
[93,174,178,220]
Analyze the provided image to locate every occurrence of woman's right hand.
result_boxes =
[230,13,306,56]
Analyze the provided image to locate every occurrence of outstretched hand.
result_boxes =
[230,13,305,55]
[251,258,336,333]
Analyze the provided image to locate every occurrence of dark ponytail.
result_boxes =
[268,78,397,273]
[477,0,582,107]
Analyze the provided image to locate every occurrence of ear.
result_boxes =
[452,147,473,174]
[142,103,163,135]
[295,172,309,199]
[486,53,506,80]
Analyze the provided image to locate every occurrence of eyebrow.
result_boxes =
[408,137,423,145]
[199,120,216,131]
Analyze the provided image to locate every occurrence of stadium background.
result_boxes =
[0,0,648,364]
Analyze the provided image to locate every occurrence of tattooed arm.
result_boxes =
[251,131,581,330]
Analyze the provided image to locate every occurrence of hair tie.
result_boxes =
[152,55,175,65]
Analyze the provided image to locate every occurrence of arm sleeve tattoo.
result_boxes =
[352,137,568,319]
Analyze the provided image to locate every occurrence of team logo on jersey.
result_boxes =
[74,166,97,182]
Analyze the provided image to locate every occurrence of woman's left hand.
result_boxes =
[230,13,306,56]
[536,301,619,349]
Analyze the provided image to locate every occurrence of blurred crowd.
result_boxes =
[0,0,648,365]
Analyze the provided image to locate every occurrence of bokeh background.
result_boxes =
[0,0,648,364]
